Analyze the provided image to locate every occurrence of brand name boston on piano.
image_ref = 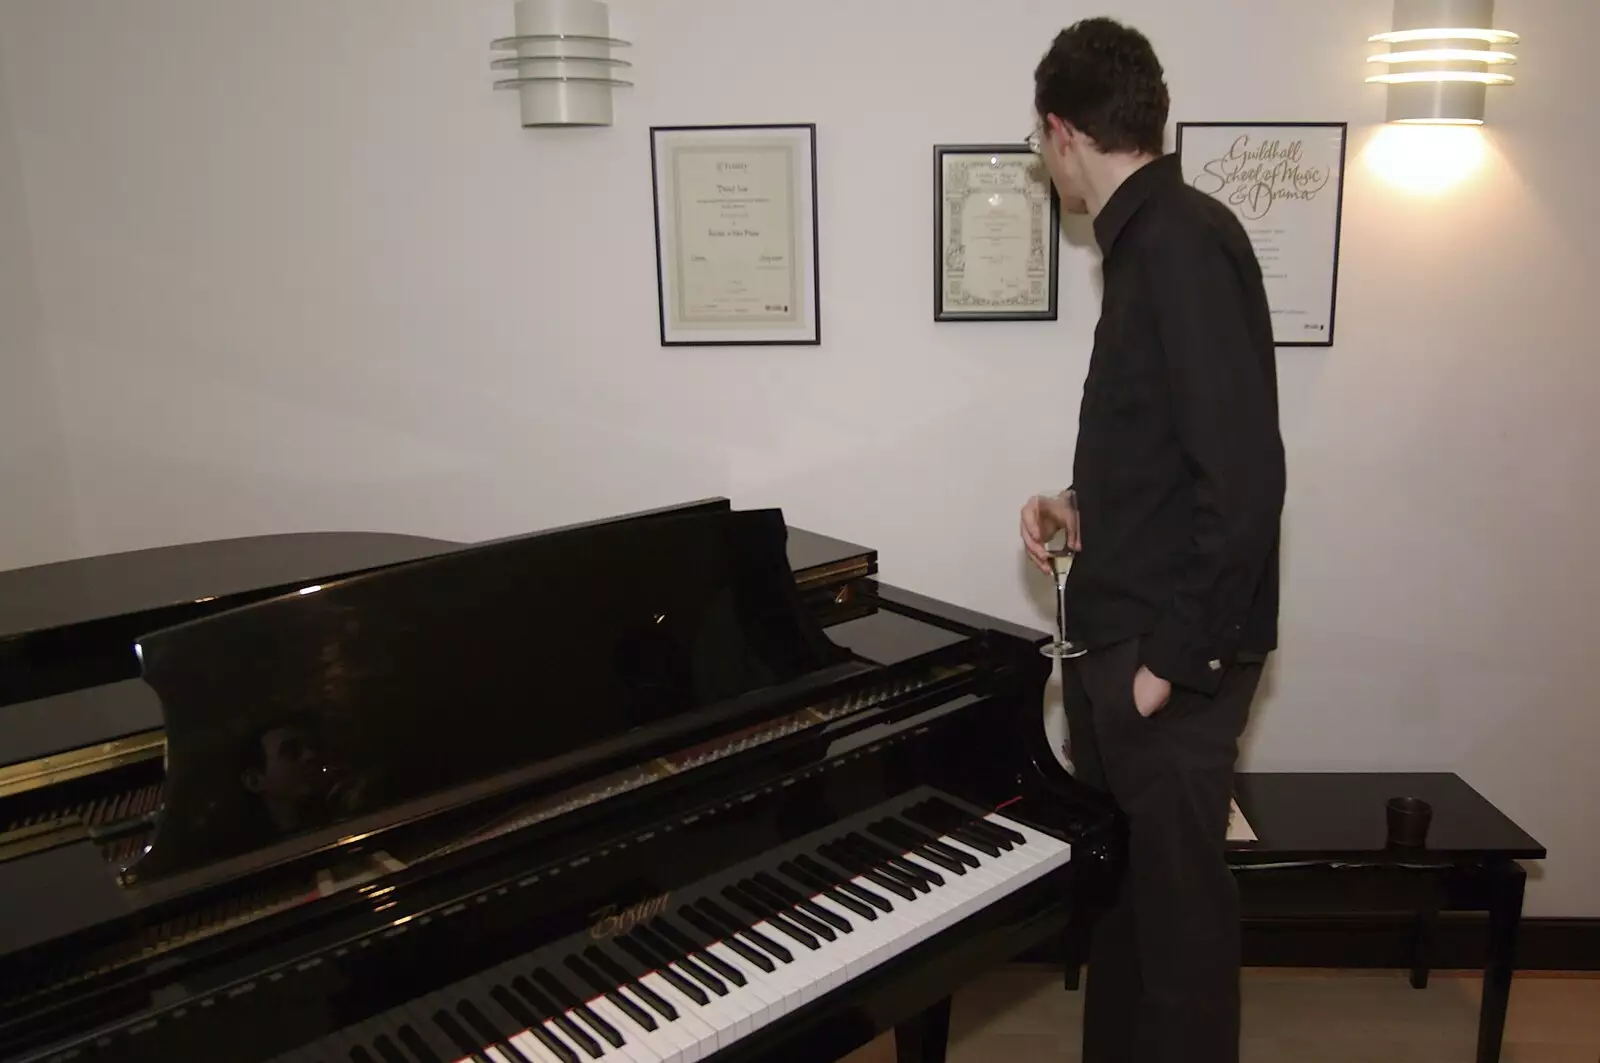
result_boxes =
[588,891,673,940]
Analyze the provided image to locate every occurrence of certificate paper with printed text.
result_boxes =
[936,149,1057,320]
[1176,123,1347,346]
[651,125,820,346]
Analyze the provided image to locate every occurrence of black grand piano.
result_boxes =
[0,498,1118,1063]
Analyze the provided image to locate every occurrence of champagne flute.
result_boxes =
[1040,536,1086,660]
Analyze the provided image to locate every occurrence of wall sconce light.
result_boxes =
[491,0,632,127]
[1367,0,1517,124]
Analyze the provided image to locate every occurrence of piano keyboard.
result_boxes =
[269,793,1070,1063]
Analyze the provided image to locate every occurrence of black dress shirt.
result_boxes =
[1066,153,1285,696]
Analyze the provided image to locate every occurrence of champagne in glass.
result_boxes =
[1040,538,1086,660]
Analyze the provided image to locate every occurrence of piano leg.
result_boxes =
[1062,922,1084,990]
[894,995,952,1063]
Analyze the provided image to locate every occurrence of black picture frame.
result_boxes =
[649,123,821,347]
[1174,121,1348,348]
[932,143,1060,322]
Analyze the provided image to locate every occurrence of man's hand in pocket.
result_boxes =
[1132,665,1172,717]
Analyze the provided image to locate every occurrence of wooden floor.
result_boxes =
[838,965,1600,1063]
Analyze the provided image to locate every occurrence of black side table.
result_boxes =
[1063,771,1546,1063]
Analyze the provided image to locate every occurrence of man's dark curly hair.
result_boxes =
[1033,17,1170,157]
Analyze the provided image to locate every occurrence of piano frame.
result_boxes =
[0,499,1121,1063]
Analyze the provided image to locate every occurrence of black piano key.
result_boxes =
[532,967,626,1049]
[845,832,944,890]
[695,897,794,964]
[884,816,984,869]
[869,820,970,874]
[828,837,930,895]
[349,1045,381,1063]
[564,954,660,1031]
[966,808,1028,847]
[902,803,1003,856]
[397,1030,442,1063]
[737,876,838,941]
[816,841,918,901]
[348,1019,425,1063]
[819,838,921,896]
[507,974,602,1059]
[616,933,711,1006]
[794,853,894,912]
[924,798,1024,847]
[491,978,579,1063]
[630,923,728,997]
[845,832,944,888]
[876,826,972,877]
[582,941,675,1024]
[514,1022,581,1063]
[583,945,679,1022]
[399,1001,470,1063]
[778,859,877,920]
[429,1003,495,1063]
[931,824,1003,859]
[652,916,747,985]
[368,1034,410,1063]
[753,871,853,933]
[679,904,776,971]
[949,823,1007,857]
[457,991,548,1063]
[721,884,821,951]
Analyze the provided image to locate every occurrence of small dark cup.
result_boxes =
[1386,796,1433,848]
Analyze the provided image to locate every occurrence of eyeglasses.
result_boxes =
[1025,129,1042,154]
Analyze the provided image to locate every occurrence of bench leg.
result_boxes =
[1410,893,1440,989]
[895,996,951,1063]
[1475,862,1525,1063]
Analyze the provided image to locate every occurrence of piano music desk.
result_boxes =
[1061,771,1545,1063]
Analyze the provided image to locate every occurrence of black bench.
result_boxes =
[1062,771,1546,1063]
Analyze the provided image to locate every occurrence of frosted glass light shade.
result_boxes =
[1367,0,1518,124]
[491,0,632,127]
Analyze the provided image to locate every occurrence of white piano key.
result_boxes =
[609,986,698,1063]
[309,801,1071,1063]
[638,972,719,1056]
[508,1030,567,1063]
[586,995,669,1063]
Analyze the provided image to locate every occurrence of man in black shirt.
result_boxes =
[1017,18,1285,1063]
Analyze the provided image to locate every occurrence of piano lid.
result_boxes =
[0,532,457,644]
[0,499,750,709]
[123,504,858,886]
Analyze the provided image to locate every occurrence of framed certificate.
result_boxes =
[933,144,1060,322]
[1175,122,1348,347]
[649,124,821,347]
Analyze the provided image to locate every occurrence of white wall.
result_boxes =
[1,0,1595,917]
[0,44,74,565]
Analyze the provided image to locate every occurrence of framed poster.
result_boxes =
[649,123,821,347]
[1175,122,1347,347]
[933,143,1060,322]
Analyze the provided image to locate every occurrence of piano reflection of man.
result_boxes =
[238,713,369,842]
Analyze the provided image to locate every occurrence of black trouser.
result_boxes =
[1064,636,1261,1063]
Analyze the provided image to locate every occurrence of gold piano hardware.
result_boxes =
[793,557,872,591]
[0,730,166,799]
[587,892,671,940]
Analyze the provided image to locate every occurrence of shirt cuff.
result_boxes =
[1139,612,1233,696]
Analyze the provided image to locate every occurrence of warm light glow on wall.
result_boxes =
[1363,124,1489,194]
[1369,0,1518,124]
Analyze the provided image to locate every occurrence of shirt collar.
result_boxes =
[1092,152,1181,255]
